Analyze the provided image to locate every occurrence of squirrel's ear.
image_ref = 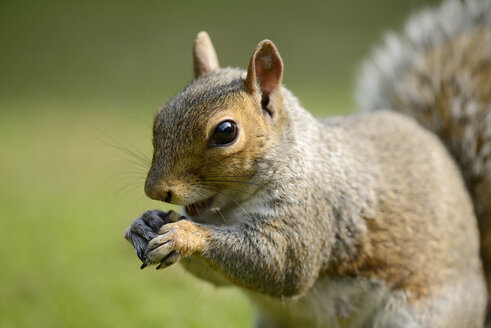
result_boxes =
[193,31,220,78]
[245,40,283,105]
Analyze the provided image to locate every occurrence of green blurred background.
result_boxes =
[0,0,439,327]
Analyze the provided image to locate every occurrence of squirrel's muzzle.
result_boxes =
[144,174,192,205]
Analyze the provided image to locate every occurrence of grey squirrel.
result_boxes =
[125,0,491,326]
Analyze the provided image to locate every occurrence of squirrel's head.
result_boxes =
[145,31,286,218]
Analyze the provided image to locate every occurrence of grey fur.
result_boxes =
[357,0,491,112]
[356,0,491,205]
[357,2,491,322]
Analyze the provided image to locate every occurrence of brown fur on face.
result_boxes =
[146,40,286,210]
[144,69,284,208]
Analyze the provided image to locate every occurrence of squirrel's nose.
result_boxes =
[144,170,191,205]
[152,190,172,203]
[144,179,172,203]
[163,191,172,202]
[145,186,172,203]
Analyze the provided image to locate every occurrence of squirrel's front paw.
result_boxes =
[143,220,210,270]
[124,210,181,264]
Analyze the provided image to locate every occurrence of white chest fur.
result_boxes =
[245,277,390,328]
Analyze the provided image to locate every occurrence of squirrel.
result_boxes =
[124,0,491,327]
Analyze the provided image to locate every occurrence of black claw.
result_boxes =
[140,263,147,269]
[156,264,162,270]
[137,249,146,262]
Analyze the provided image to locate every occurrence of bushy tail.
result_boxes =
[356,0,491,319]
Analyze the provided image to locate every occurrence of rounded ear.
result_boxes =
[193,31,219,78]
[245,40,283,117]
[246,40,283,96]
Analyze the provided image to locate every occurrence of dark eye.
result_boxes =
[210,120,238,146]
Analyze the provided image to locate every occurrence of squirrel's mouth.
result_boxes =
[184,196,214,217]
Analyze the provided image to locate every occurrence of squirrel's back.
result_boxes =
[357,0,491,314]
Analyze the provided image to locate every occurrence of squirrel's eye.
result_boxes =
[210,121,238,146]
